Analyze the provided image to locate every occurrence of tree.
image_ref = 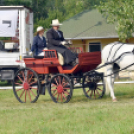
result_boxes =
[1,0,109,32]
[98,0,134,42]
[1,0,31,6]
[31,0,48,21]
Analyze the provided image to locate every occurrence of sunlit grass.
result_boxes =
[0,84,134,133]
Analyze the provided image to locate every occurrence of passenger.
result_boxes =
[46,19,77,66]
[29,26,47,56]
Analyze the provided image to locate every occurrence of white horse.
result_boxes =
[101,42,134,101]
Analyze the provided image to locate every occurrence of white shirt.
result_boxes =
[39,35,43,40]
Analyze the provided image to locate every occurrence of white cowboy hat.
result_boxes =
[51,19,62,26]
[37,26,44,33]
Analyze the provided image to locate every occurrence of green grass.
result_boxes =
[1,84,134,134]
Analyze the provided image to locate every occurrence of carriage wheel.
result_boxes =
[82,71,105,99]
[48,74,73,103]
[13,68,40,103]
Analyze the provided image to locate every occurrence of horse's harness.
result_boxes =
[91,42,134,77]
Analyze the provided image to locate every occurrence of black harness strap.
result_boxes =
[112,43,125,60]
[107,42,119,62]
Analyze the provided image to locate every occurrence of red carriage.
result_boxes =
[13,47,105,103]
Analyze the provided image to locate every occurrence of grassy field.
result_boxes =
[1,84,134,134]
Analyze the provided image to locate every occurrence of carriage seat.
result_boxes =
[42,48,64,65]
[24,48,64,65]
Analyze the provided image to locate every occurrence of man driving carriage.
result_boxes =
[30,19,77,66]
[46,19,77,66]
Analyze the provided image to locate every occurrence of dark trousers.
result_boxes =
[48,45,77,64]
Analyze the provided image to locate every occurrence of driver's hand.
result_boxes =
[61,41,68,46]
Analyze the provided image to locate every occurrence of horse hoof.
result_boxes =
[113,98,118,102]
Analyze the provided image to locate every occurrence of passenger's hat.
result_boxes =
[37,26,44,33]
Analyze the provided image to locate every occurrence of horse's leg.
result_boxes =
[106,65,117,101]
[104,66,110,95]
[111,72,117,102]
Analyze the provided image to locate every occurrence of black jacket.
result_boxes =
[46,28,77,64]
[46,28,65,48]
[31,35,46,55]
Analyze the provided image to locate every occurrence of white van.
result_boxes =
[0,6,33,81]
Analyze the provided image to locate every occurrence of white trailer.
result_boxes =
[0,6,33,81]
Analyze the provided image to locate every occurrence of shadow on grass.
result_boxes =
[70,94,109,103]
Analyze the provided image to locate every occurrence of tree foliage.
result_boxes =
[0,0,107,32]
[98,0,134,42]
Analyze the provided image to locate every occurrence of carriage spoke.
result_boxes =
[96,90,100,96]
[63,88,70,90]
[57,94,59,101]
[30,89,36,97]
[64,91,70,95]
[26,70,29,82]
[15,83,22,86]
[97,88,102,92]
[17,76,23,83]
[19,89,25,98]
[30,87,38,90]
[25,90,27,102]
[51,84,57,88]
[60,94,63,102]
[55,78,59,85]
[63,82,69,88]
[52,90,56,94]
[62,93,67,100]
[21,71,25,81]
[30,81,37,86]
[90,90,93,97]
[28,74,33,83]
[53,91,58,97]
[62,77,65,85]
[27,90,31,101]
[16,88,24,92]
[58,76,61,84]
[86,89,90,94]
[94,90,96,99]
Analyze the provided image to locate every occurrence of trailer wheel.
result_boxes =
[13,68,40,103]
[48,74,73,103]
[82,71,105,99]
